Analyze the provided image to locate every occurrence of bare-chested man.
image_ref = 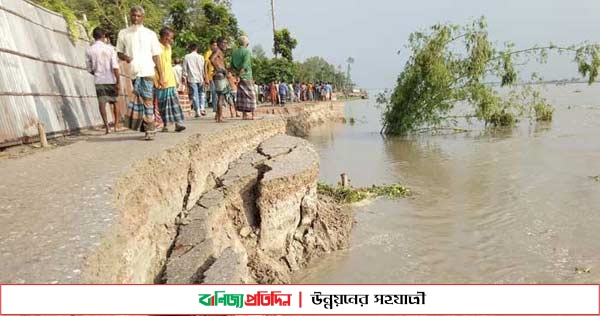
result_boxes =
[210,37,229,123]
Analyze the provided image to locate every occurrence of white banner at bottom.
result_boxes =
[1,284,598,315]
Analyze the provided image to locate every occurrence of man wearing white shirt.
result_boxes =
[182,43,208,117]
[86,27,120,134]
[116,5,164,140]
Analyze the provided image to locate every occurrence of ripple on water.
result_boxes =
[300,96,600,284]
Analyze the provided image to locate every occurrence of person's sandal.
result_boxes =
[175,124,186,132]
[161,127,169,132]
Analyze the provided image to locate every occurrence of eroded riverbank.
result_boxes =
[164,135,352,284]
[0,101,348,284]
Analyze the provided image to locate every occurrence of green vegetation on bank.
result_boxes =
[252,50,353,86]
[33,0,241,55]
[378,16,600,135]
[318,182,411,204]
[34,0,81,41]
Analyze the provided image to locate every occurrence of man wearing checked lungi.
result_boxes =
[155,27,186,133]
[116,5,165,140]
[231,36,258,120]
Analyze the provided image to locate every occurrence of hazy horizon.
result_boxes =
[232,0,600,90]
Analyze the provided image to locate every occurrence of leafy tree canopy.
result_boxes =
[379,16,600,135]
[273,28,298,61]
[33,0,241,58]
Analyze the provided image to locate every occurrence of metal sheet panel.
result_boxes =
[0,0,104,147]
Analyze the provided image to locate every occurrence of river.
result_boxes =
[294,83,600,284]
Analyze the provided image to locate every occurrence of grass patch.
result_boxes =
[534,101,554,121]
[318,182,411,204]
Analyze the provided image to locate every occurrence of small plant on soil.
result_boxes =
[317,182,411,204]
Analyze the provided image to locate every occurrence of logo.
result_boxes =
[198,291,293,308]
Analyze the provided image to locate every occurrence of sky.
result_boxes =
[231,0,600,90]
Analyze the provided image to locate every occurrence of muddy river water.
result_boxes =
[295,83,600,283]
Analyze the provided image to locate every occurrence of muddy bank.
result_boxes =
[81,102,347,283]
[164,135,352,284]
[255,102,346,137]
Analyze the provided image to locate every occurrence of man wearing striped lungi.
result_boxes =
[231,36,258,120]
[154,27,186,133]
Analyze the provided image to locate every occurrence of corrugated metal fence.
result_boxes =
[0,0,132,148]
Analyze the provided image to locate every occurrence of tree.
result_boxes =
[252,45,267,59]
[273,28,298,61]
[33,0,241,57]
[346,57,354,79]
[294,57,351,87]
[213,0,232,9]
[346,57,355,92]
[379,16,600,135]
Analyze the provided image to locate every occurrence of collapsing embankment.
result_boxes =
[81,102,351,284]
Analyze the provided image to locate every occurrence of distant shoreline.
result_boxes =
[485,80,595,87]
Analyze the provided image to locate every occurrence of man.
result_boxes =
[86,27,120,134]
[204,39,218,112]
[173,58,185,93]
[155,27,186,132]
[116,5,164,140]
[294,82,301,103]
[210,37,230,123]
[269,81,278,106]
[316,82,323,101]
[301,82,307,101]
[182,43,207,117]
[307,82,314,101]
[326,82,333,100]
[278,80,288,106]
[231,35,257,120]
[288,82,294,103]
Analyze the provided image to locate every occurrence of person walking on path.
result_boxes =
[278,80,288,106]
[204,39,218,113]
[231,35,258,120]
[182,43,208,117]
[294,82,301,103]
[154,27,186,132]
[173,58,185,93]
[288,82,295,103]
[301,82,307,101]
[116,5,164,140]
[86,27,120,134]
[210,37,230,123]
[326,82,333,100]
[269,81,278,106]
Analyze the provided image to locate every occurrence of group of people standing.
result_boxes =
[258,81,334,106]
[85,5,257,140]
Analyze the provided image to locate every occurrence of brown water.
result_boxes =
[295,83,600,284]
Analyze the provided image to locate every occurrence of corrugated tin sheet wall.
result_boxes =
[0,0,131,147]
